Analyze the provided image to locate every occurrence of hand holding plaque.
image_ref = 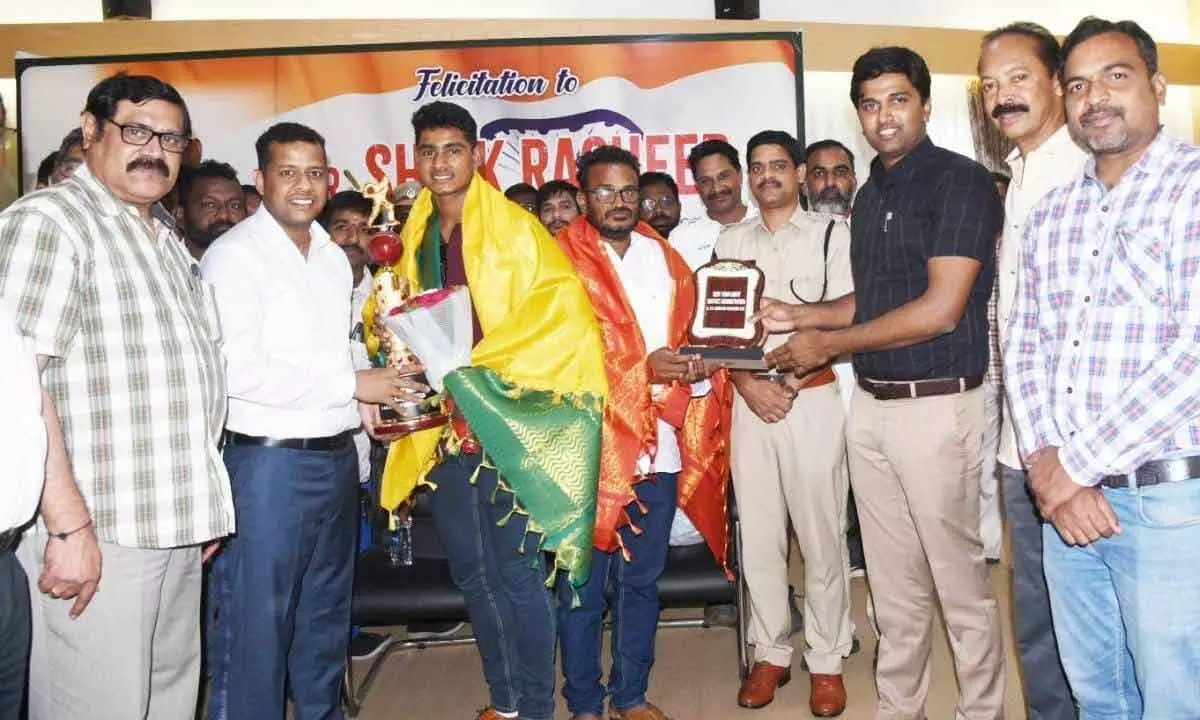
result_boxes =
[680,259,768,371]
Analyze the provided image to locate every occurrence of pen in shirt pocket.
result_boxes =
[883,211,894,233]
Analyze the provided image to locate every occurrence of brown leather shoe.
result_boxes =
[474,708,507,720]
[809,674,847,717]
[737,661,791,709]
[608,702,672,720]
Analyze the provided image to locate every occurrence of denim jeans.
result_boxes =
[558,472,678,716]
[427,454,556,720]
[205,549,232,720]
[1043,478,1200,719]
[214,442,358,720]
[1000,464,1074,720]
[0,550,30,720]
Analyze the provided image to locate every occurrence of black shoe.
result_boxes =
[703,603,738,628]
[349,632,391,660]
[407,620,465,640]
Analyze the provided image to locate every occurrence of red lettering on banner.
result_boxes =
[327,168,341,195]
[580,136,606,154]
[393,145,420,185]
[701,132,728,143]
[674,133,699,195]
[644,134,669,173]
[366,144,392,183]
[477,140,505,186]
[627,134,641,159]
[553,137,577,181]
[522,139,549,185]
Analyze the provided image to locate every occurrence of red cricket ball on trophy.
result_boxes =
[368,232,404,266]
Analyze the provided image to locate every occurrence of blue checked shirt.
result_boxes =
[1004,130,1200,486]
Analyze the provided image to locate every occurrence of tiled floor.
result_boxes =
[347,563,1030,719]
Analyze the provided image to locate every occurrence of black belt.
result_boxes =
[857,375,983,401]
[1100,455,1200,489]
[0,528,21,555]
[224,430,355,452]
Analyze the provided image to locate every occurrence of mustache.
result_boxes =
[816,187,849,203]
[126,157,169,176]
[1081,106,1123,126]
[992,102,1030,119]
[756,180,782,190]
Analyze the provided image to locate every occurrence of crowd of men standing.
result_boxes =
[1,13,1199,720]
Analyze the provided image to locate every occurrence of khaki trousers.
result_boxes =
[18,535,202,720]
[731,381,854,673]
[846,385,1005,720]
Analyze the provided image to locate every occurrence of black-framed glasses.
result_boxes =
[107,119,190,154]
[586,186,639,204]
[639,196,679,213]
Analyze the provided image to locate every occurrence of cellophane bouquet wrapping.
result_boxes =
[383,285,473,393]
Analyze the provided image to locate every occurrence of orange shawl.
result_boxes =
[557,217,732,575]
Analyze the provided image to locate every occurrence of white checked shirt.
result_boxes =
[0,164,233,548]
[995,126,1088,469]
[201,207,360,439]
[601,232,708,475]
[0,296,46,534]
[1005,130,1200,486]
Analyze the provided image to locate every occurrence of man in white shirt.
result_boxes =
[555,145,729,720]
[978,22,1084,720]
[668,139,750,271]
[200,122,412,720]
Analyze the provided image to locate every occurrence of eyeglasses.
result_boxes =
[640,196,678,213]
[586,186,639,204]
[107,119,190,154]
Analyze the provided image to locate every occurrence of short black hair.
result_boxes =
[575,145,640,190]
[639,171,678,198]
[242,184,260,197]
[56,128,84,160]
[746,130,804,167]
[504,182,537,200]
[850,46,932,106]
[319,190,373,230]
[36,152,58,186]
[83,72,192,138]
[805,139,856,168]
[1060,16,1158,80]
[411,101,478,145]
[991,171,1012,188]
[687,139,741,176]
[535,179,579,210]
[981,22,1061,76]
[254,122,326,171]
[177,159,240,205]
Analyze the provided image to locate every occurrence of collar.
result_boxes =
[1082,126,1173,184]
[868,135,936,186]
[1006,124,1077,168]
[754,202,809,234]
[71,163,151,220]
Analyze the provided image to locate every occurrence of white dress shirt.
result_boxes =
[601,232,709,476]
[669,211,757,272]
[201,208,359,438]
[350,272,373,482]
[996,126,1087,468]
[0,296,46,533]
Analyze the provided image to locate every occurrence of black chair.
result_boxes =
[342,487,746,718]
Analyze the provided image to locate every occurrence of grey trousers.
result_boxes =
[999,464,1076,720]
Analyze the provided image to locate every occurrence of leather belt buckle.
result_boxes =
[1100,454,1200,489]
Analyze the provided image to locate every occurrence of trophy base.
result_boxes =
[680,345,767,371]
[374,412,449,441]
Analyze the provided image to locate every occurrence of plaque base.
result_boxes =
[680,345,767,371]
[374,409,449,441]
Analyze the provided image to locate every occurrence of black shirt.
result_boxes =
[849,137,1001,381]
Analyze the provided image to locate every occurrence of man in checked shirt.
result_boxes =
[1005,17,1200,718]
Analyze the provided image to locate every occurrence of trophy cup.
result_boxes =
[679,258,768,371]
[346,171,448,440]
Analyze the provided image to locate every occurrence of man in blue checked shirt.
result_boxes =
[1005,17,1200,719]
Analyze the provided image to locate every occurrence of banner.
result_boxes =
[17,34,803,215]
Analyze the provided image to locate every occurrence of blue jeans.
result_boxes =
[1000,464,1075,720]
[1043,478,1200,719]
[558,472,677,716]
[0,550,30,719]
[206,548,232,719]
[427,454,556,720]
[213,442,358,720]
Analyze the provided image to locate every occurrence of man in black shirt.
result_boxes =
[757,46,1005,720]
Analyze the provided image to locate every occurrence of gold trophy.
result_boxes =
[346,171,447,440]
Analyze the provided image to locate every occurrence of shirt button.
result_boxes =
[1069,431,1077,438]
[1073,340,1080,347]
[1092,250,1099,257]
[1067,386,1074,394]
[1084,295,1092,302]
[1101,205,1109,212]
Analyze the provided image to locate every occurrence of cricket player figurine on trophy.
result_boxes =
[350,172,448,440]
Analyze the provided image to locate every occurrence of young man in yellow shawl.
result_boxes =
[553,145,733,720]
[365,101,608,720]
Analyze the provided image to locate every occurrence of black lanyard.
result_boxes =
[789,219,835,304]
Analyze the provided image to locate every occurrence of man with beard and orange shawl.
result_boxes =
[554,145,732,720]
